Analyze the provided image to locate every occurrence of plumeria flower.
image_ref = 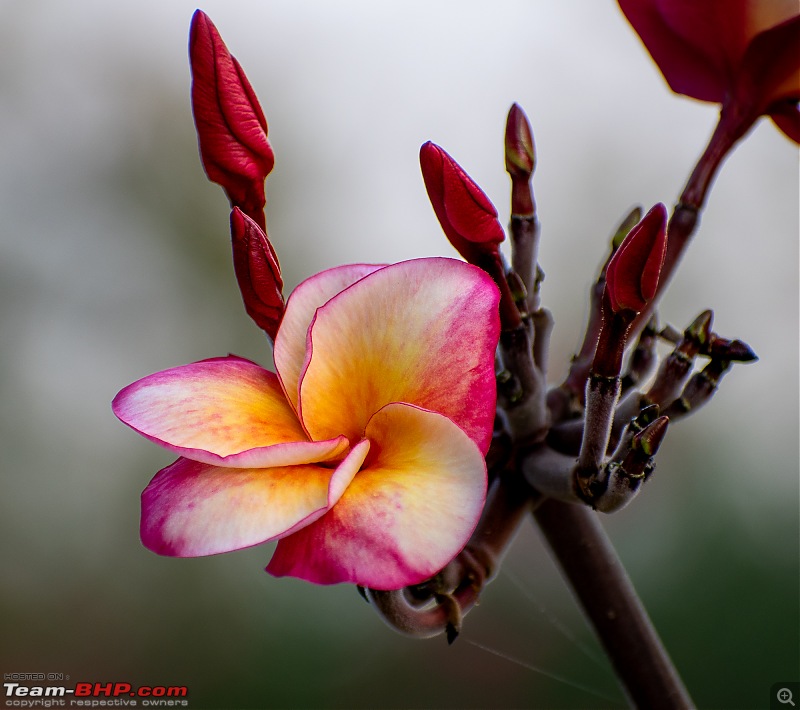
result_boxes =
[619,0,800,142]
[113,258,500,589]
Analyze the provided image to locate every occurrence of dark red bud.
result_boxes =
[230,207,284,340]
[419,141,505,264]
[705,334,758,362]
[504,103,536,179]
[632,415,669,457]
[605,203,668,313]
[190,10,274,230]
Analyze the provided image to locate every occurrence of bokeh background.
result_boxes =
[2,1,797,708]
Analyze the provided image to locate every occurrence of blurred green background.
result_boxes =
[1,1,797,708]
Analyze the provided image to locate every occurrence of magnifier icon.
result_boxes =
[778,688,796,706]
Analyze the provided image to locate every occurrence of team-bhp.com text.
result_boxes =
[4,683,188,708]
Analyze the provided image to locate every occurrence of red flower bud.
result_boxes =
[504,103,536,180]
[605,203,668,314]
[419,142,505,264]
[190,11,275,229]
[230,207,284,340]
[504,104,536,217]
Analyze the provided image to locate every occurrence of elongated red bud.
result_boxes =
[230,207,284,340]
[419,141,505,264]
[605,203,668,313]
[505,104,536,217]
[190,10,274,231]
[505,103,536,180]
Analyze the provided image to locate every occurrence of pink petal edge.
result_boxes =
[273,264,387,413]
[113,355,348,468]
[141,440,370,557]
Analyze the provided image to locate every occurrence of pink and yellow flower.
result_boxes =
[113,258,500,589]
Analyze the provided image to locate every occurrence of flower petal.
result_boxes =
[297,258,500,453]
[770,100,800,143]
[734,14,800,115]
[618,0,729,102]
[113,355,348,467]
[266,403,487,588]
[142,440,369,557]
[618,0,800,106]
[273,263,386,411]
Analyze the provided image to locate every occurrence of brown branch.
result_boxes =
[533,498,693,709]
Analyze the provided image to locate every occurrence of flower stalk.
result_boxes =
[505,103,542,316]
[533,499,693,710]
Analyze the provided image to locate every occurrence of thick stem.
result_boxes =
[475,251,523,331]
[632,107,750,338]
[533,499,692,709]
[562,277,606,404]
[520,445,579,502]
[499,326,549,444]
[575,307,634,495]
[509,214,541,314]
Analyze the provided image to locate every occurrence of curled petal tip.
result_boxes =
[505,103,536,179]
[420,142,505,263]
[605,202,668,313]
